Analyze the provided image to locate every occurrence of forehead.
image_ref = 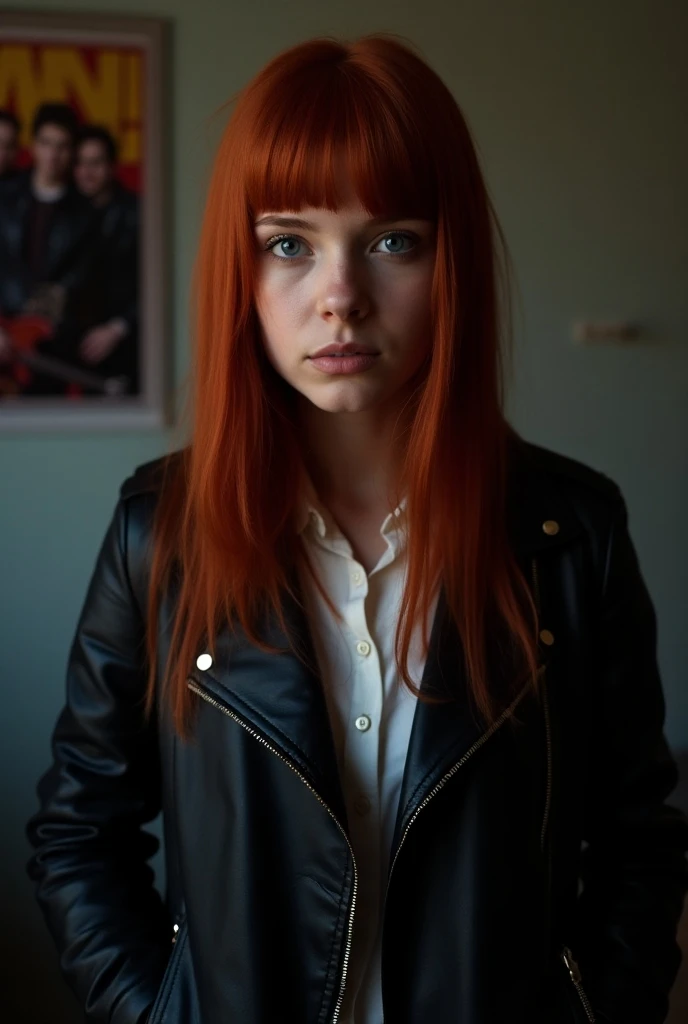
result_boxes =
[77,140,107,159]
[35,124,72,144]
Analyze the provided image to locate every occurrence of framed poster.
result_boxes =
[0,11,170,431]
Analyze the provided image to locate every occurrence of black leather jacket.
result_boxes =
[26,438,688,1024]
[0,168,101,329]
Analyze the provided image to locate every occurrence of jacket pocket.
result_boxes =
[559,945,597,1023]
[146,917,197,1024]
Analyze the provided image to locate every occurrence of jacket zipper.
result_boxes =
[378,556,546,1020]
[189,556,545,1020]
[186,677,357,1024]
[383,672,536,900]
[561,946,596,1022]
[379,676,537,1021]
[148,917,189,1024]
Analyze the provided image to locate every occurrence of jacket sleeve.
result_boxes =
[576,487,688,1023]
[25,494,171,1024]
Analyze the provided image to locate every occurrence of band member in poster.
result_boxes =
[0,102,103,396]
[0,110,21,182]
[73,125,140,394]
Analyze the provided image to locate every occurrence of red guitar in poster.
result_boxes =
[0,313,130,397]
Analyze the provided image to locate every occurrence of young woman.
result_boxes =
[26,33,688,1024]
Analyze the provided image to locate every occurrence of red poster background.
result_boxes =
[0,38,145,193]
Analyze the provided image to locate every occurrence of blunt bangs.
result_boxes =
[242,58,439,224]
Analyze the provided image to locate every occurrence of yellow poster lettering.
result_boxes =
[0,44,142,161]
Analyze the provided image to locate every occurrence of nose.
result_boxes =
[315,270,370,323]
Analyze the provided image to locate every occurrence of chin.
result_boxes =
[301,385,388,415]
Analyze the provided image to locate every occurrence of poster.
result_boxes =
[0,12,169,431]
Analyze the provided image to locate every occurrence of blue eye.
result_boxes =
[376,233,413,255]
[264,234,306,259]
[262,231,419,262]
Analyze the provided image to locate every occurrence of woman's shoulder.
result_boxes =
[113,448,188,610]
[119,446,188,502]
[116,437,627,552]
[505,434,628,564]
[509,434,624,511]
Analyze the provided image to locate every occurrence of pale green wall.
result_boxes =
[1,2,686,1020]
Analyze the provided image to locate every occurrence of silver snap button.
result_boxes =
[196,653,213,670]
[355,715,371,732]
[356,640,371,657]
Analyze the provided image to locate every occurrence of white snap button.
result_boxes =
[354,794,371,815]
[196,653,213,670]
[355,715,371,732]
[356,640,371,657]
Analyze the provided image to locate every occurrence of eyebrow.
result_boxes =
[254,214,415,230]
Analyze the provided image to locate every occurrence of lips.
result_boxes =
[310,342,378,358]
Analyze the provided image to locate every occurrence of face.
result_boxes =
[74,139,114,197]
[253,185,436,420]
[32,124,73,182]
[0,122,18,175]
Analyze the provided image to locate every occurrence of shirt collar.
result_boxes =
[296,471,407,540]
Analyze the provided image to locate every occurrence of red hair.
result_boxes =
[145,32,540,739]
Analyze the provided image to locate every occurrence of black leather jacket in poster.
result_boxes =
[26,438,688,1024]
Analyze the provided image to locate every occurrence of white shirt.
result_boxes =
[296,478,440,1024]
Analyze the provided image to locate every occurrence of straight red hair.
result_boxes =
[145,33,540,739]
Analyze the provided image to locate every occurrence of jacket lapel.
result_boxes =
[187,440,585,839]
[392,445,586,850]
[187,568,349,826]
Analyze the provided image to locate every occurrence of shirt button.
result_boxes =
[354,794,371,815]
[539,629,555,646]
[356,640,371,657]
[352,570,363,584]
[355,715,371,732]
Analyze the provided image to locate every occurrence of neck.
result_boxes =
[92,184,114,207]
[297,390,415,513]
[32,170,66,194]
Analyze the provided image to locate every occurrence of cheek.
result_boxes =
[254,290,296,372]
[386,275,434,343]
[255,280,304,342]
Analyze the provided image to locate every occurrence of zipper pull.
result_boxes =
[561,945,582,983]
